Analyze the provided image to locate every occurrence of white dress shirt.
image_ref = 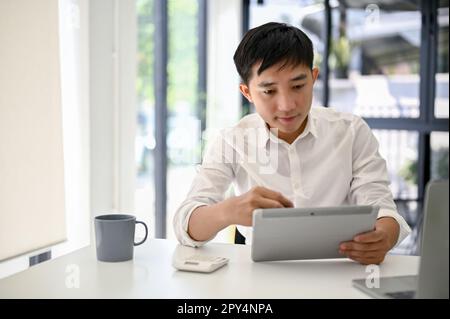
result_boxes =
[173,107,411,248]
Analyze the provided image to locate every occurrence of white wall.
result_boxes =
[0,0,90,279]
[0,0,66,262]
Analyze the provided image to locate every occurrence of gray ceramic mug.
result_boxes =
[94,214,148,262]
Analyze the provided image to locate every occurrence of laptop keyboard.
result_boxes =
[385,290,416,299]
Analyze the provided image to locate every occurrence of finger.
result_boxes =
[343,249,384,259]
[340,241,384,252]
[339,240,353,246]
[257,187,294,207]
[353,229,384,243]
[256,197,286,209]
[342,251,382,263]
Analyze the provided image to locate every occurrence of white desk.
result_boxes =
[0,239,419,299]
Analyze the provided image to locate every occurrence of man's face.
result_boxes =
[240,62,319,143]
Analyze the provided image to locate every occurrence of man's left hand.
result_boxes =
[339,217,400,265]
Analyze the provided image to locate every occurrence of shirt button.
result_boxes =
[293,182,300,189]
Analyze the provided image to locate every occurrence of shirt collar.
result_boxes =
[255,111,318,149]
[301,111,318,139]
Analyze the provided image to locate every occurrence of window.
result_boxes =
[435,3,449,118]
[328,2,421,118]
[136,0,155,237]
[166,0,201,240]
[431,132,449,180]
[135,0,206,239]
[373,130,419,200]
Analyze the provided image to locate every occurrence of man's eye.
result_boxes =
[293,85,305,90]
[263,90,274,95]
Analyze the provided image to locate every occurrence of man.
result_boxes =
[173,22,411,265]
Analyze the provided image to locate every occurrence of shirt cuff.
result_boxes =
[377,208,412,247]
[175,202,212,248]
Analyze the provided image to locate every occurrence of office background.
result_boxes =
[0,0,448,278]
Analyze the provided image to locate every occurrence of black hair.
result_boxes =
[233,22,314,84]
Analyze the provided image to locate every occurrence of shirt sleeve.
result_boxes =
[173,133,235,247]
[349,116,412,247]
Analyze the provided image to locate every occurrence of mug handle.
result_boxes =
[134,220,148,246]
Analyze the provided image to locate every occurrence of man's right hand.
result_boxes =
[225,186,294,226]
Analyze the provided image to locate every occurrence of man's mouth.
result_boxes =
[277,115,298,124]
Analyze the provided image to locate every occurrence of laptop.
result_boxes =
[352,180,449,299]
[251,205,379,261]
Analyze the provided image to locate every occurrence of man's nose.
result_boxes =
[277,93,296,112]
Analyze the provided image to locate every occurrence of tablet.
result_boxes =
[251,205,379,262]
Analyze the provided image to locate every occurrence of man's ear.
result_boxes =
[312,67,319,83]
[239,83,253,103]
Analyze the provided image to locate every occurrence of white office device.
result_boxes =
[252,205,379,262]
[173,254,229,273]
